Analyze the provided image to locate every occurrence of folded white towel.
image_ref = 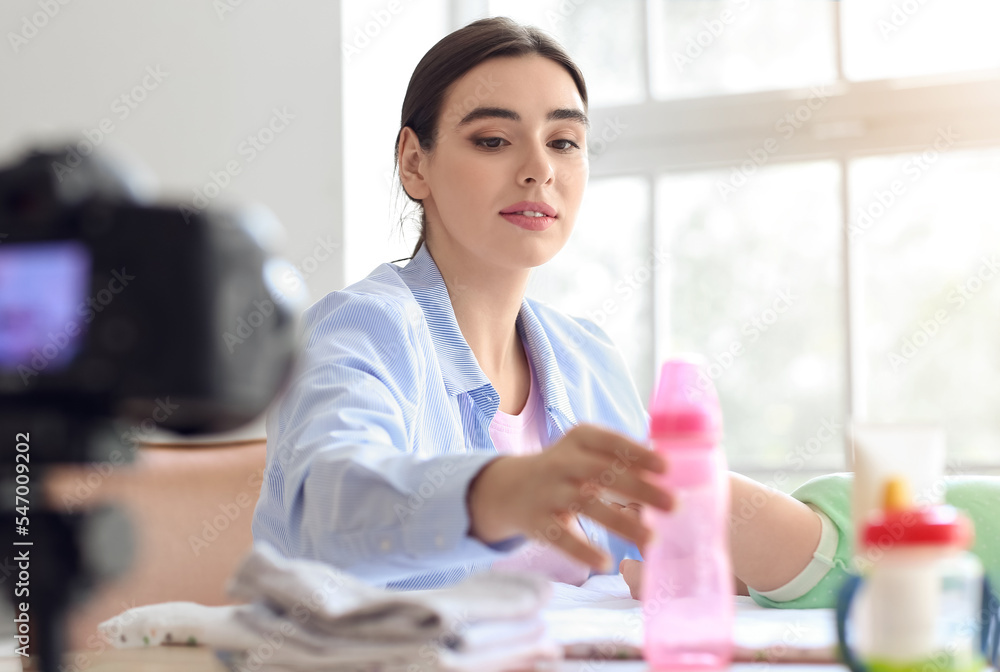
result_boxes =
[98,543,561,672]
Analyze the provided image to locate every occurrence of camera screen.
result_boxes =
[0,241,91,373]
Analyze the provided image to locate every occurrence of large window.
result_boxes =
[486,0,1000,487]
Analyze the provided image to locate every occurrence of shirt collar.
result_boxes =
[398,243,577,428]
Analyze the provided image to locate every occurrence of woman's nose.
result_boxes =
[517,143,555,185]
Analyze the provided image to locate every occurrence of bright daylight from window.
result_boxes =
[345,0,1000,490]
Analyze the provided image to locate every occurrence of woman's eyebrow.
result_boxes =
[457,106,590,129]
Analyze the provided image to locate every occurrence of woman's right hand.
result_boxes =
[466,423,674,571]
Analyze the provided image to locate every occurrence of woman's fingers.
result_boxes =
[579,499,650,548]
[597,469,673,512]
[620,502,642,518]
[469,427,672,561]
[568,424,667,475]
[532,519,611,572]
[546,440,673,513]
[552,425,672,511]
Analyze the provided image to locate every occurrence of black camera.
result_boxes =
[0,144,300,671]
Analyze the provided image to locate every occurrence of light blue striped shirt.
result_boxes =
[252,243,647,590]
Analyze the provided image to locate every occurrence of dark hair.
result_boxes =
[392,16,588,261]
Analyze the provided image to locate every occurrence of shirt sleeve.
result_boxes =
[253,291,521,586]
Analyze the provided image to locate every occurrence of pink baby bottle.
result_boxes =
[641,358,733,670]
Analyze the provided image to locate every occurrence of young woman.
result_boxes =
[251,16,863,603]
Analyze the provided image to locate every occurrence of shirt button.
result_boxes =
[435,534,445,547]
[380,539,391,551]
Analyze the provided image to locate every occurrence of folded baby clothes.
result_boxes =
[98,542,561,672]
[96,601,258,649]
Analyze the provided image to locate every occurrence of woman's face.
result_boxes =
[408,54,589,271]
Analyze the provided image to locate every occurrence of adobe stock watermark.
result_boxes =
[17,268,135,386]
[887,255,999,372]
[187,445,300,557]
[852,479,963,576]
[743,619,818,667]
[846,450,970,575]
[222,233,338,353]
[716,87,831,201]
[60,599,140,672]
[407,607,481,672]
[229,588,516,672]
[544,0,586,30]
[222,298,284,354]
[229,569,350,671]
[50,65,169,183]
[585,247,671,331]
[118,398,181,447]
[579,444,643,506]
[439,73,501,130]
[179,107,295,224]
[189,482,259,556]
[393,461,458,524]
[61,397,180,512]
[213,0,249,21]
[279,234,340,297]
[683,285,798,397]
[877,0,931,41]
[850,127,958,242]
[783,418,841,474]
[7,0,72,54]
[729,417,841,533]
[672,0,752,73]
[589,117,627,160]
[515,440,643,566]
[517,501,588,567]
[187,465,271,556]
[342,0,405,65]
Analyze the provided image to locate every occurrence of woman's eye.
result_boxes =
[473,137,580,151]
[551,139,580,151]
[475,137,507,149]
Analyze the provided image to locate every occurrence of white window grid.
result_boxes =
[449,0,1000,474]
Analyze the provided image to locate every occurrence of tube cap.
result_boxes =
[862,477,973,549]
[862,505,973,549]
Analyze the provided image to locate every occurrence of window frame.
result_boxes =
[453,0,1000,474]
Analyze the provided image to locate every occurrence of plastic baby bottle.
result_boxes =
[642,359,733,670]
[842,476,986,672]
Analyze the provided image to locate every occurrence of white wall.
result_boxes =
[0,0,343,441]
[342,0,449,284]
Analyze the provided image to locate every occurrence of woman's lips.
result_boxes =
[500,212,556,231]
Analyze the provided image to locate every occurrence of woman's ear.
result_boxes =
[397,127,431,201]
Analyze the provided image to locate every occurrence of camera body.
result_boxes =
[0,144,302,671]
[0,147,299,460]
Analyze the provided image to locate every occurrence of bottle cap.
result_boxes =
[861,476,973,549]
[648,358,722,442]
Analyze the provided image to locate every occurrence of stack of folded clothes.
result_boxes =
[98,543,561,672]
